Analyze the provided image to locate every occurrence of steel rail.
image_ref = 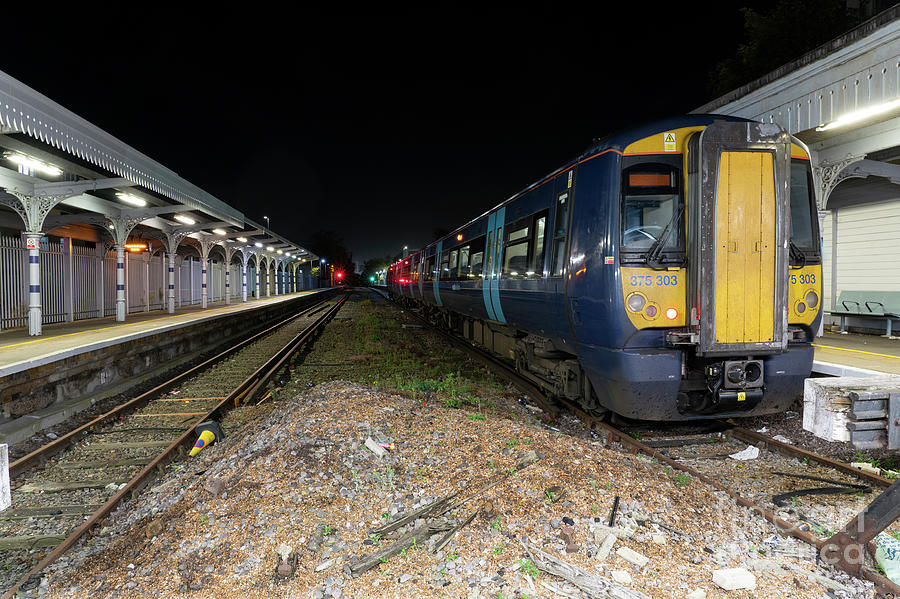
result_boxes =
[364,290,900,595]
[1,293,346,599]
[565,404,900,597]
[9,291,336,478]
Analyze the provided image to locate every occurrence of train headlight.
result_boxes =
[665,307,678,320]
[796,301,807,314]
[644,304,658,319]
[805,291,819,309]
[626,293,645,312]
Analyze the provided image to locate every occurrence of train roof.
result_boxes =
[391,114,756,266]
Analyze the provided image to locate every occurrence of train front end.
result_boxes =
[613,120,821,419]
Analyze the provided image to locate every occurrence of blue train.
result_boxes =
[388,115,822,420]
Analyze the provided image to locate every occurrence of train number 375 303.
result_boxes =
[630,275,678,287]
[790,274,816,284]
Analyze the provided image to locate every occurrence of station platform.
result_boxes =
[0,291,323,377]
[0,290,329,445]
[813,331,900,377]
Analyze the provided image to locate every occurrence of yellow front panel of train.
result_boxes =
[714,151,776,344]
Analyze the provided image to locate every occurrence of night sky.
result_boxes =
[0,7,756,268]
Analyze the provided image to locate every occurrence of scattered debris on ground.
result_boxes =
[39,380,875,598]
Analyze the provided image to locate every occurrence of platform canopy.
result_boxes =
[0,69,316,262]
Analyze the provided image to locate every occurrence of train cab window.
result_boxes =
[551,192,569,277]
[789,160,818,260]
[621,164,684,254]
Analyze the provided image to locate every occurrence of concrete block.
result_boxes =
[803,377,900,443]
[712,567,756,591]
[0,444,9,512]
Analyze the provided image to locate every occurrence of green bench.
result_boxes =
[826,291,900,337]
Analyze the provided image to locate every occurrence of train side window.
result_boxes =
[551,192,569,277]
[468,236,485,278]
[485,231,494,278]
[440,252,450,279]
[448,249,459,280]
[502,220,529,278]
[458,245,470,278]
[531,213,547,277]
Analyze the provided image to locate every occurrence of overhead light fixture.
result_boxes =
[212,228,227,235]
[267,246,275,252]
[277,249,283,255]
[174,214,195,225]
[816,98,900,131]
[116,193,147,207]
[5,153,62,177]
[254,242,263,248]
[237,237,248,243]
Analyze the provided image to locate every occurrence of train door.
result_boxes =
[689,121,790,356]
[481,208,507,323]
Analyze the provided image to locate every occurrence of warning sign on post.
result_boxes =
[664,132,676,152]
[25,237,38,250]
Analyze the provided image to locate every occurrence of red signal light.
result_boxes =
[336,272,343,279]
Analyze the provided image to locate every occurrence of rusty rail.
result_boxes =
[2,294,346,599]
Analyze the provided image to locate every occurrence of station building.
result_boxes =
[694,6,900,336]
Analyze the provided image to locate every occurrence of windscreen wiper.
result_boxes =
[789,240,807,268]
[646,205,685,269]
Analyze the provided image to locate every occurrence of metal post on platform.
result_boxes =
[225,263,231,305]
[167,252,176,313]
[115,244,126,322]
[200,255,208,309]
[63,237,74,322]
[25,232,42,335]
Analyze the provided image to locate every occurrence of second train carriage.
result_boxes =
[388,115,822,421]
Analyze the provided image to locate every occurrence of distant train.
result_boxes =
[387,115,822,420]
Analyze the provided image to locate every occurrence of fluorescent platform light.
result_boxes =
[267,246,275,252]
[212,228,227,235]
[816,98,900,131]
[174,214,195,225]
[6,153,62,176]
[254,242,263,248]
[237,237,248,243]
[116,193,147,207]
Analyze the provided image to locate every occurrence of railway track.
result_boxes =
[385,291,900,597]
[0,292,347,598]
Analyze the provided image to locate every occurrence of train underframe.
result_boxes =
[400,295,812,421]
